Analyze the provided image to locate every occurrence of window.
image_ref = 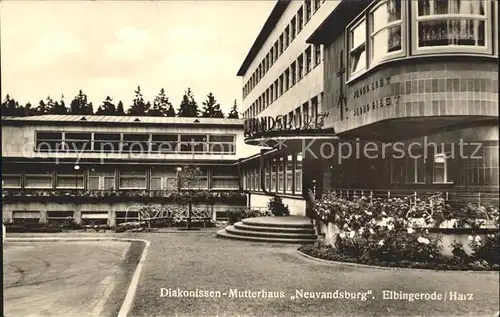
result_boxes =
[119,168,146,189]
[291,62,297,85]
[25,167,53,188]
[297,54,304,79]
[56,169,84,189]
[94,133,120,153]
[189,168,208,189]
[35,132,63,152]
[64,132,91,151]
[150,167,176,191]
[433,153,450,183]
[415,0,488,52]
[47,211,73,224]
[271,159,277,192]
[151,134,178,153]
[406,156,426,184]
[180,134,207,153]
[314,0,321,12]
[2,165,22,188]
[286,155,293,193]
[285,26,290,48]
[211,167,238,189]
[209,135,235,154]
[311,96,318,122]
[284,69,290,91]
[12,211,40,225]
[270,85,274,104]
[303,102,309,123]
[291,17,297,41]
[115,211,139,225]
[265,161,270,191]
[370,0,403,65]
[295,153,303,193]
[122,134,149,153]
[278,157,284,192]
[81,211,108,226]
[88,168,115,190]
[390,158,405,183]
[315,44,321,66]
[305,46,312,73]
[305,0,312,22]
[295,107,303,128]
[279,34,284,54]
[349,19,367,76]
[297,7,304,33]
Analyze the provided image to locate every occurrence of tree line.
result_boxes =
[1,86,240,118]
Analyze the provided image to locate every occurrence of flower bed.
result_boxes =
[304,192,499,270]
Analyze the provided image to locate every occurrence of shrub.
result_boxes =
[469,233,500,265]
[268,196,289,216]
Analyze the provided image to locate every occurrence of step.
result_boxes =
[225,226,317,239]
[216,229,316,244]
[242,218,314,229]
[233,222,316,234]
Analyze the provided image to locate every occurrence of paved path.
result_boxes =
[127,232,500,317]
[3,240,131,317]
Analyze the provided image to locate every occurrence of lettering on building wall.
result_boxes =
[349,75,400,118]
[352,96,401,117]
[244,113,329,137]
[353,77,392,99]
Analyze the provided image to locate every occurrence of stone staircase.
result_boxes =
[216,216,317,244]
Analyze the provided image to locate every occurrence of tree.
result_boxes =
[36,100,49,115]
[23,102,35,116]
[227,99,240,118]
[150,88,175,117]
[1,95,23,116]
[46,95,67,114]
[70,90,93,115]
[116,101,125,115]
[201,92,225,118]
[127,86,151,116]
[177,88,199,117]
[96,96,116,115]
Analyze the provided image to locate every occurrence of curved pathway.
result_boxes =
[129,231,499,317]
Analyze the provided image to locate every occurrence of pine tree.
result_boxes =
[177,88,199,117]
[128,86,151,116]
[36,100,49,115]
[69,90,92,115]
[116,101,125,115]
[227,99,240,118]
[151,88,174,116]
[23,102,34,116]
[46,96,67,114]
[96,96,116,115]
[201,92,225,118]
[58,95,68,114]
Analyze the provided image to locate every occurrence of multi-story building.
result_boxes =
[1,115,258,225]
[239,0,499,216]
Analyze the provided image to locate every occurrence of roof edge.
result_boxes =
[236,0,291,77]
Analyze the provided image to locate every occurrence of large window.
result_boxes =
[415,0,489,53]
[406,156,427,184]
[151,134,178,153]
[88,168,115,190]
[278,157,284,192]
[212,167,238,189]
[291,17,297,41]
[265,161,270,191]
[150,168,176,191]
[271,159,277,192]
[35,132,63,152]
[349,19,367,76]
[305,0,312,23]
[305,46,312,73]
[94,133,121,152]
[64,132,92,151]
[291,62,297,86]
[56,169,84,189]
[370,0,403,65]
[297,7,304,33]
[122,133,149,153]
[180,134,206,153]
[297,54,304,80]
[286,155,293,193]
[433,153,451,184]
[119,168,147,189]
[2,165,22,188]
[314,44,321,66]
[209,135,235,154]
[295,153,303,193]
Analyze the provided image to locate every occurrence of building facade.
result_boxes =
[1,115,258,225]
[239,0,499,216]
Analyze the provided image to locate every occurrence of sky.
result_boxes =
[0,0,275,114]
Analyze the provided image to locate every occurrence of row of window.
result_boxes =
[10,210,140,226]
[243,0,325,99]
[242,152,303,195]
[2,166,239,190]
[34,131,236,154]
[243,44,322,119]
[348,0,496,80]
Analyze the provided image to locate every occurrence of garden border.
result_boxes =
[297,250,500,274]
[5,237,151,317]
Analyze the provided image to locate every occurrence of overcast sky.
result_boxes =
[1,0,275,114]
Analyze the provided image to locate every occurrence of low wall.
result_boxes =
[2,202,240,226]
[248,193,306,216]
[319,220,498,257]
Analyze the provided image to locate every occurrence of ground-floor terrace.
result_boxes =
[1,160,245,226]
[240,121,499,216]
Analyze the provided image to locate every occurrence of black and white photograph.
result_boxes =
[1,0,499,316]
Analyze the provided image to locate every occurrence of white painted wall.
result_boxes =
[248,192,306,216]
